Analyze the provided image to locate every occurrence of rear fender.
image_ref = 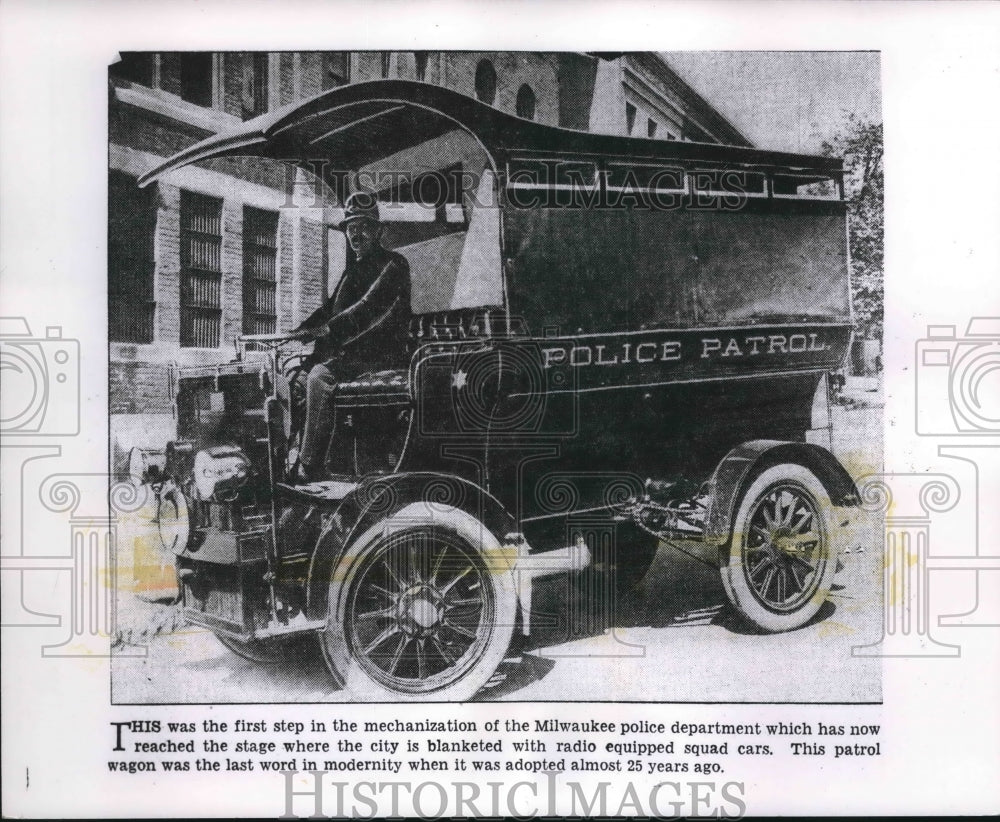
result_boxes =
[703,439,860,548]
[305,472,518,622]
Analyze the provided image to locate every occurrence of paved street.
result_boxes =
[112,404,883,704]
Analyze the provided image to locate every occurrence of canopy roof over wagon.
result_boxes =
[139,79,842,188]
[140,80,852,331]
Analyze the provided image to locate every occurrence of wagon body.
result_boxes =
[138,80,860,699]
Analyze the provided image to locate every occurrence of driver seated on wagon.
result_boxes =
[289,191,411,483]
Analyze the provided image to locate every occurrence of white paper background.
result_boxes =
[2,0,998,816]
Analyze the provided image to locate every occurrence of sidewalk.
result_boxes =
[837,375,883,409]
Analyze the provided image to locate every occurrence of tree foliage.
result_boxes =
[823,115,884,340]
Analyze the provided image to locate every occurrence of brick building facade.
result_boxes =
[108,51,748,462]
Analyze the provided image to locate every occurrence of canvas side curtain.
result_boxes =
[504,205,851,334]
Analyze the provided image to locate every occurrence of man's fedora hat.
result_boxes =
[336,191,381,231]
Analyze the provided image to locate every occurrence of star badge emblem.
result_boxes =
[451,370,467,390]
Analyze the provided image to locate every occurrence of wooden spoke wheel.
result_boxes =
[322,527,517,700]
[721,464,838,632]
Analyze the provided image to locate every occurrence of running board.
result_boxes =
[186,611,325,642]
[255,618,326,639]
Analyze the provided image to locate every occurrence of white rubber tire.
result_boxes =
[721,464,839,633]
[320,505,518,701]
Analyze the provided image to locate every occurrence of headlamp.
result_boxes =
[192,446,251,501]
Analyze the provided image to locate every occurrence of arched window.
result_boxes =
[474,60,496,105]
[516,83,536,120]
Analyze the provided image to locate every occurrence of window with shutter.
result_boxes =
[180,191,223,347]
[242,207,279,335]
[109,171,157,343]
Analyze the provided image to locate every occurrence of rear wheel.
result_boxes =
[321,527,517,700]
[721,464,838,632]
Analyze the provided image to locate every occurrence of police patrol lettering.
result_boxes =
[542,332,828,369]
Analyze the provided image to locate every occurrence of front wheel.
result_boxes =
[721,464,839,632]
[321,527,517,701]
